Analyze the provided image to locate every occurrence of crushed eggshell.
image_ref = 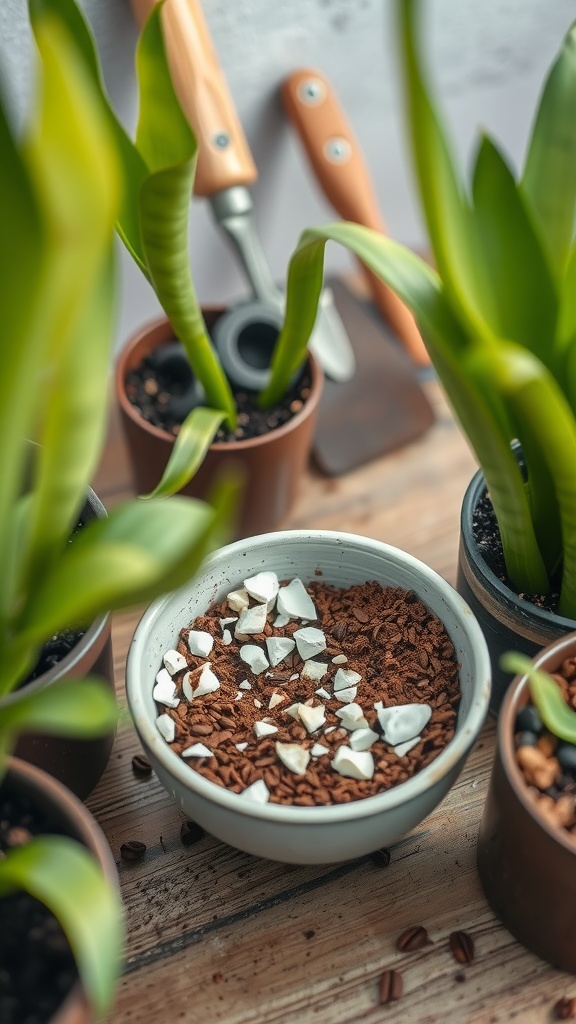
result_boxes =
[333,667,362,691]
[219,617,237,629]
[188,630,214,658]
[331,746,374,780]
[335,687,357,704]
[349,727,380,752]
[235,741,248,751]
[298,704,326,734]
[153,671,179,708]
[156,713,175,742]
[276,578,317,621]
[253,699,262,708]
[235,603,268,636]
[239,679,252,690]
[274,613,290,628]
[163,649,188,675]
[181,742,213,758]
[254,720,278,738]
[315,687,332,700]
[268,693,285,710]
[332,654,348,665]
[293,626,326,661]
[335,704,370,731]
[241,779,270,803]
[310,743,330,757]
[222,629,233,645]
[227,588,250,612]
[301,660,328,682]
[235,692,243,701]
[265,636,296,667]
[192,664,220,698]
[393,736,422,757]
[377,703,432,746]
[243,571,279,605]
[275,742,310,775]
[284,702,302,719]
[239,645,269,674]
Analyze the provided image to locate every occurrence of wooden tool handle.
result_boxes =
[282,68,430,367]
[131,0,257,196]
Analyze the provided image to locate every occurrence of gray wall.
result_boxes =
[1,0,574,348]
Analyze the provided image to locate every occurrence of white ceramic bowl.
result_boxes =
[126,531,490,863]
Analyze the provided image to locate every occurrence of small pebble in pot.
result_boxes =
[514,731,539,749]
[557,744,576,772]
[515,705,543,735]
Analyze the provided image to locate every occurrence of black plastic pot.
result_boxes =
[8,488,115,800]
[456,467,576,713]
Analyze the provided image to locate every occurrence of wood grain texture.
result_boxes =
[91,381,575,1023]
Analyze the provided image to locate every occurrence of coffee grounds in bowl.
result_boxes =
[154,577,460,807]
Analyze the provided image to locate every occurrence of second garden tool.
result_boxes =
[282,67,430,368]
[131,0,356,386]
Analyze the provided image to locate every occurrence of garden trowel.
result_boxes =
[130,0,356,386]
[282,67,430,368]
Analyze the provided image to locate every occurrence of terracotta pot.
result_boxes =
[456,466,575,712]
[9,488,115,800]
[477,631,576,973]
[115,314,323,538]
[3,757,119,1023]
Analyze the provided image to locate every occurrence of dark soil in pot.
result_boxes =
[124,337,313,442]
[473,491,560,614]
[0,785,77,1024]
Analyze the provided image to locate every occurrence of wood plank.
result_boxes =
[87,380,574,1024]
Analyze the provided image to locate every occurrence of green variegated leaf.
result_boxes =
[0,677,118,737]
[471,135,558,368]
[0,836,123,1016]
[15,479,238,644]
[501,652,576,743]
[143,406,226,499]
[521,22,576,280]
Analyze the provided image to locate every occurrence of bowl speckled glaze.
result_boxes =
[126,531,491,863]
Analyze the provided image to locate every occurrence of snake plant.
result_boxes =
[272,0,576,619]
[0,0,237,1015]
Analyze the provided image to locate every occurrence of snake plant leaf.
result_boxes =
[0,104,46,630]
[0,836,123,1016]
[0,677,118,740]
[397,0,492,344]
[142,406,227,499]
[520,22,576,281]
[15,481,238,644]
[470,135,558,369]
[558,247,576,409]
[19,252,117,599]
[501,652,576,744]
[133,6,236,425]
[29,0,149,273]
[488,343,576,616]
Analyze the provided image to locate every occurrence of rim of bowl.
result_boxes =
[499,630,576,854]
[126,530,491,824]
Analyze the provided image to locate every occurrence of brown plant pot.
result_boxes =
[4,757,119,1024]
[477,631,576,973]
[115,314,324,538]
[10,489,115,801]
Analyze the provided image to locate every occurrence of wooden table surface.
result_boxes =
[91,380,574,1024]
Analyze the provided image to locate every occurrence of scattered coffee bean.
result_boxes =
[514,731,538,749]
[379,968,403,1004]
[131,753,152,777]
[331,621,348,641]
[449,930,474,964]
[371,848,392,868]
[396,924,429,952]
[120,840,147,863]
[180,820,205,846]
[555,996,576,1020]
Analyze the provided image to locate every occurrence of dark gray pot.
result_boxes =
[456,467,576,712]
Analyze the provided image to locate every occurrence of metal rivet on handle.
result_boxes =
[298,78,326,105]
[323,136,351,163]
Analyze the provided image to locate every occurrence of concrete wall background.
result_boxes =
[1,0,574,348]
